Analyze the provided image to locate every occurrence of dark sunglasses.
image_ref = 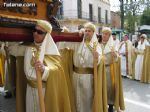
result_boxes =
[33,28,47,35]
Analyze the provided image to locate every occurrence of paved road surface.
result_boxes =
[0,78,150,112]
[123,78,150,112]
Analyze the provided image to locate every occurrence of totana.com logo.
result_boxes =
[3,2,36,7]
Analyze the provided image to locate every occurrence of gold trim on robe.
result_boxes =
[0,52,5,86]
[112,58,125,111]
[141,46,150,83]
[60,48,108,112]
[73,66,94,74]
[26,79,46,88]
[15,55,75,112]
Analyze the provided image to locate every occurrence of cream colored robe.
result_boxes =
[73,43,102,112]
[57,42,108,112]
[8,43,74,112]
[24,46,49,112]
[113,39,120,51]
[100,36,125,111]
[135,41,149,80]
[119,40,133,77]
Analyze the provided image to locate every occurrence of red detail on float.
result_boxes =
[0,33,83,42]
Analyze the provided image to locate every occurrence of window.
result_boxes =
[89,4,93,21]
[105,10,108,24]
[57,0,64,19]
[98,7,101,23]
[77,0,82,18]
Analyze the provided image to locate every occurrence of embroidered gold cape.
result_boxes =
[60,48,108,112]
[141,46,150,83]
[15,55,75,112]
[110,57,125,111]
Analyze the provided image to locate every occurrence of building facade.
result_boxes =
[57,0,111,32]
[111,11,121,29]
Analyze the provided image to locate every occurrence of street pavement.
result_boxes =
[0,87,15,112]
[122,78,150,112]
[0,78,150,112]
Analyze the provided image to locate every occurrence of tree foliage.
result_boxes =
[140,8,150,25]
[120,0,150,33]
[124,0,141,33]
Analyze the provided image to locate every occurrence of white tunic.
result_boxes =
[113,39,120,51]
[24,47,49,112]
[57,41,101,112]
[119,43,127,76]
[73,43,94,112]
[135,41,149,80]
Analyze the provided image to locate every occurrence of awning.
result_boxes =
[138,25,150,33]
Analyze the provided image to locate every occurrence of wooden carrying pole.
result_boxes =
[93,42,98,112]
[32,48,45,112]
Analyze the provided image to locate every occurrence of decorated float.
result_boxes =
[0,0,82,42]
[0,1,84,112]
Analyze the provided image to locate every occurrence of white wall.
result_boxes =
[62,0,110,23]
[63,0,78,18]
[97,0,111,23]
[96,0,111,23]
[61,0,111,32]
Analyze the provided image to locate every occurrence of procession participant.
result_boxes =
[118,35,134,78]
[24,20,74,112]
[100,27,125,112]
[135,34,149,81]
[112,32,120,51]
[57,22,108,112]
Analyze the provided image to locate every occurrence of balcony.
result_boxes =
[57,10,111,25]
[57,10,97,23]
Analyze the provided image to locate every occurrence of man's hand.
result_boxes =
[79,28,85,37]
[111,51,117,57]
[93,51,99,61]
[34,60,45,73]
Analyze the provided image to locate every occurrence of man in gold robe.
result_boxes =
[134,34,149,81]
[118,35,134,78]
[100,27,125,112]
[57,22,108,112]
[8,20,74,112]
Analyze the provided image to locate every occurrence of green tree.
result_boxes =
[140,8,150,25]
[119,0,150,31]
[124,1,141,33]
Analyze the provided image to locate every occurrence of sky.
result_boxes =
[110,0,120,12]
